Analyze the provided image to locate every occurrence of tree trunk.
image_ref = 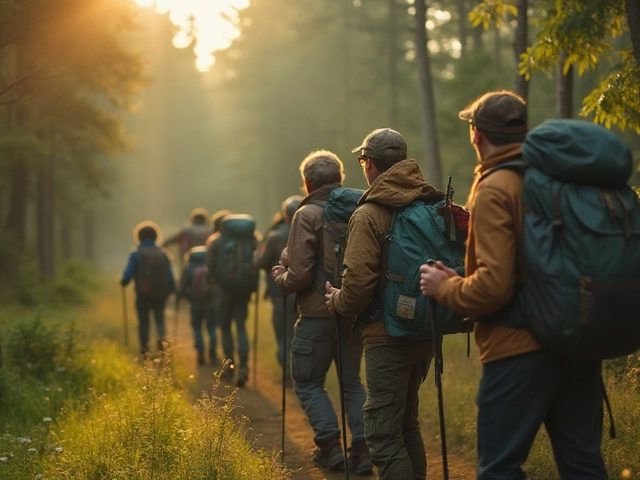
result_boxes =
[388,0,399,126]
[84,209,95,262]
[493,28,502,74]
[37,154,55,279]
[60,210,72,261]
[625,0,640,65]
[457,0,468,57]
[555,51,573,118]
[471,0,483,51]
[414,0,443,188]
[4,157,29,246]
[513,0,529,106]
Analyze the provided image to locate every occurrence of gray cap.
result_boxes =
[458,91,528,135]
[351,128,407,163]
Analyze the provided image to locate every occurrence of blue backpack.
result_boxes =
[378,183,471,337]
[492,120,640,360]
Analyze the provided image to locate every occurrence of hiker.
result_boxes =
[178,246,219,366]
[254,195,303,385]
[271,151,370,474]
[206,213,260,387]
[120,221,176,356]
[419,91,609,479]
[163,208,212,266]
[324,128,442,480]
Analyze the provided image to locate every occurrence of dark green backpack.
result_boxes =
[380,188,471,337]
[216,215,258,292]
[312,187,364,292]
[504,120,640,360]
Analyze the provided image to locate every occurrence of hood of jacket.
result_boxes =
[359,159,444,208]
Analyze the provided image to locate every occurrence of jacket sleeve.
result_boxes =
[254,233,276,271]
[163,229,184,248]
[436,185,517,316]
[275,208,318,295]
[121,250,138,286]
[332,209,383,317]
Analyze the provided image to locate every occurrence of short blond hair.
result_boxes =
[299,150,344,190]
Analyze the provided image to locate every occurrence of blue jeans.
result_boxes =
[290,316,366,447]
[135,296,167,354]
[476,349,608,480]
[363,341,434,480]
[271,294,296,369]
[189,301,218,359]
[219,289,251,368]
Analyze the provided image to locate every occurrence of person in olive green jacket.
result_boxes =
[419,91,608,480]
[325,128,443,480]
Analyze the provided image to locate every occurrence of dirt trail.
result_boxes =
[169,309,476,480]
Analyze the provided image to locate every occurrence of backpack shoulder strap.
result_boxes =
[480,157,528,183]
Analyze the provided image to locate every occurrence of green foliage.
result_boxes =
[469,0,517,29]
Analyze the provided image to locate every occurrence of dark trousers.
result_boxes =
[219,289,251,368]
[190,301,218,359]
[135,296,167,354]
[476,349,608,480]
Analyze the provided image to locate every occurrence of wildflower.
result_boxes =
[56,387,62,392]
[42,418,52,423]
[44,397,50,402]
[35,474,43,480]
[54,446,63,453]
[28,448,36,454]
[189,375,195,380]
[56,366,66,373]
[0,457,7,462]
[91,359,96,364]
[18,438,32,445]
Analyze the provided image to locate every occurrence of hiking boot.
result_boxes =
[348,439,373,475]
[197,351,205,366]
[236,366,249,388]
[312,440,344,471]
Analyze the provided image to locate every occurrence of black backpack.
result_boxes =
[136,246,171,299]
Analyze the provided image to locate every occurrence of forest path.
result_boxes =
[168,303,477,480]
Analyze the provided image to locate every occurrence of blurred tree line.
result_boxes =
[1,0,639,298]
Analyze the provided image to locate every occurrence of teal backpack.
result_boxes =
[312,187,364,292]
[379,183,471,337]
[496,120,640,360]
[217,214,258,292]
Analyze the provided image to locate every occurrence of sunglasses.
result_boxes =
[358,155,367,167]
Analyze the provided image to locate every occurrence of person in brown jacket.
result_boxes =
[271,150,371,475]
[325,128,443,480]
[419,91,608,479]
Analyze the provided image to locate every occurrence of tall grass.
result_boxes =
[0,282,290,480]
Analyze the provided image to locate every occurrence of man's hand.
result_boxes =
[419,260,458,297]
[279,247,289,267]
[324,281,339,314]
[271,264,286,283]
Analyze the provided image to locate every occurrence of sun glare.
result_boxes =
[134,0,250,72]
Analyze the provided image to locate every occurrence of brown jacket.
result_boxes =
[435,144,541,364]
[332,159,443,350]
[275,183,339,318]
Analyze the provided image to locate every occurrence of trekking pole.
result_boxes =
[335,311,350,479]
[121,286,129,348]
[281,294,288,464]
[174,296,180,341]
[253,291,259,389]
[427,261,449,480]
